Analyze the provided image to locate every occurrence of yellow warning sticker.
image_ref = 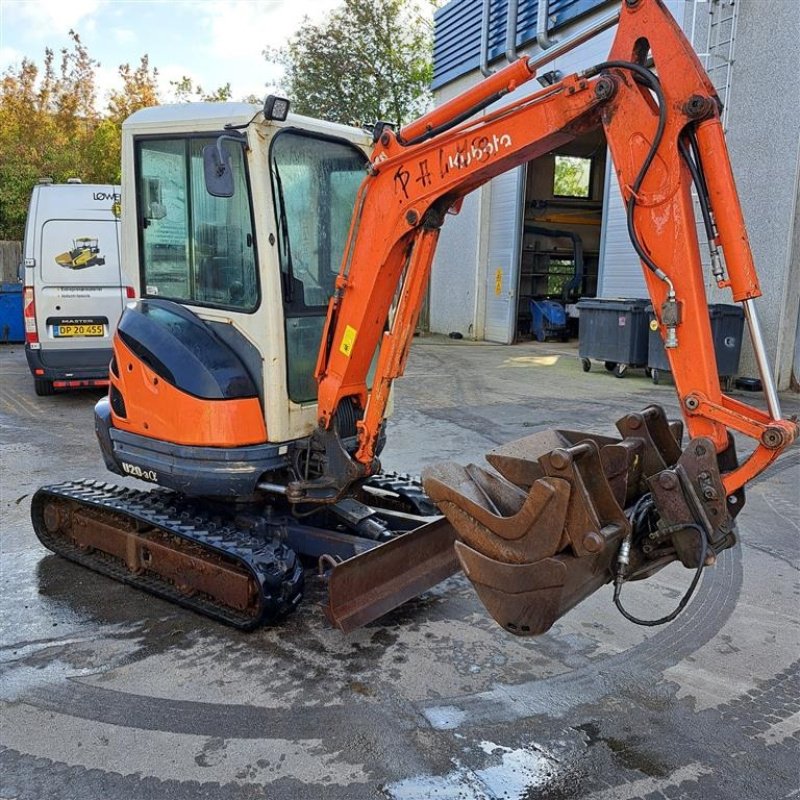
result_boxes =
[494,268,503,296]
[649,319,659,332]
[340,325,358,357]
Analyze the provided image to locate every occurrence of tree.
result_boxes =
[107,55,160,125]
[0,38,164,239]
[267,0,434,128]
[170,75,233,103]
[553,155,591,198]
[0,31,105,239]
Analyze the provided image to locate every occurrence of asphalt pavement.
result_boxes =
[1,338,798,800]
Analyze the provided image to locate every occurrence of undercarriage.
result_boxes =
[31,472,456,630]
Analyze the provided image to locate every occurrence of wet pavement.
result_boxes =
[1,338,798,800]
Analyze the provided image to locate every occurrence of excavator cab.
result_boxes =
[107,106,373,463]
[32,102,459,629]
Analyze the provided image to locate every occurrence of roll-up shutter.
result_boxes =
[484,166,526,342]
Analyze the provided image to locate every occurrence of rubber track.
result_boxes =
[30,480,304,630]
[364,472,438,517]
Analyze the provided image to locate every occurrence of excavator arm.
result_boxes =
[297,0,797,635]
[294,0,795,503]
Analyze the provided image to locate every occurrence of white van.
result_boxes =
[21,180,134,396]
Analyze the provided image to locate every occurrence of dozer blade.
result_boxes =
[325,518,459,633]
[423,405,740,636]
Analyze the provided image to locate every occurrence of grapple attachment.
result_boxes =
[422,405,741,636]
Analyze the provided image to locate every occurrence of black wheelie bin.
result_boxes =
[647,303,744,389]
[577,297,650,378]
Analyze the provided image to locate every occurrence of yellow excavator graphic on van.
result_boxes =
[55,237,106,269]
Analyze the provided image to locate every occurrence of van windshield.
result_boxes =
[136,137,258,311]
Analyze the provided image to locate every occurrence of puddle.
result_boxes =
[384,740,559,800]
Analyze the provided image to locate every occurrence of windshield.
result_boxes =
[270,130,367,402]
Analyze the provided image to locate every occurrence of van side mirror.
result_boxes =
[203,133,247,198]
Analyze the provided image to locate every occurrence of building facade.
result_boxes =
[428,0,800,389]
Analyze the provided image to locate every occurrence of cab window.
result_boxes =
[136,136,258,311]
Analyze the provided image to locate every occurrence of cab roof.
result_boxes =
[123,102,372,146]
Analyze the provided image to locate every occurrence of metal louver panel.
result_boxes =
[433,0,613,90]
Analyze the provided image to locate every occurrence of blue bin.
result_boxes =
[0,283,24,343]
[530,299,567,342]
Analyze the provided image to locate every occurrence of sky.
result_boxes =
[0,0,346,106]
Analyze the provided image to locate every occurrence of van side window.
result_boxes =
[135,137,258,311]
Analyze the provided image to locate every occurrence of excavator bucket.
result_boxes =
[422,405,741,636]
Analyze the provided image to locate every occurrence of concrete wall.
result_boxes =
[712,2,800,389]
[790,176,800,389]
[0,241,22,284]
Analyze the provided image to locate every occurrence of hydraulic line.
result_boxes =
[584,61,669,288]
[614,494,709,627]
[686,129,715,235]
[679,136,715,243]
[679,132,725,283]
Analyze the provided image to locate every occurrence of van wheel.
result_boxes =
[34,378,54,396]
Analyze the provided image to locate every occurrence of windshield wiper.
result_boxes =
[272,159,295,303]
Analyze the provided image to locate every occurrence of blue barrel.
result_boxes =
[0,283,24,343]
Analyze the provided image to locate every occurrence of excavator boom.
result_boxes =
[301,0,794,501]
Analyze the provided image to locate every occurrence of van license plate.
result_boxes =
[53,324,105,337]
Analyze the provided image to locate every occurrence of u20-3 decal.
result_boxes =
[120,462,159,483]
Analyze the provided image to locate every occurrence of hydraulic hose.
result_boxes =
[587,60,669,284]
[615,493,709,627]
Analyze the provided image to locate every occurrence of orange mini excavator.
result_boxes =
[32,0,796,635]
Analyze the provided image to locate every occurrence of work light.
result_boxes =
[264,95,290,121]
